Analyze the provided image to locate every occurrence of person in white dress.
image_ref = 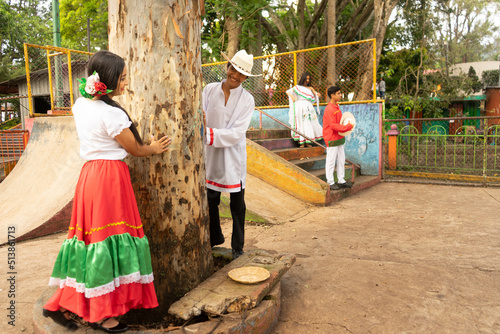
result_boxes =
[286,72,323,147]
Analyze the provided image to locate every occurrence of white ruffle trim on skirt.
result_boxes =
[48,271,155,298]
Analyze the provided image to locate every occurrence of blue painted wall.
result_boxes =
[250,103,381,176]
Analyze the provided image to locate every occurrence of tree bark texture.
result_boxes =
[372,0,398,69]
[108,0,213,322]
[327,0,336,86]
[225,14,240,58]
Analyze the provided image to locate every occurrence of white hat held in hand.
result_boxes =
[338,112,356,137]
[222,50,262,77]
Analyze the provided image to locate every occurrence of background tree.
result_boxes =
[379,0,500,118]
[0,0,51,81]
[468,66,482,93]
[432,0,499,64]
[108,0,213,323]
[201,0,269,61]
[483,70,500,87]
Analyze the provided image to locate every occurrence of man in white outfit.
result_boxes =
[203,50,260,259]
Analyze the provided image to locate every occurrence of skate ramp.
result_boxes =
[0,117,84,244]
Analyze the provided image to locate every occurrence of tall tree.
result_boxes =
[380,0,500,103]
[60,0,108,51]
[0,0,51,81]
[432,0,500,64]
[326,0,336,86]
[202,0,269,61]
[108,0,213,322]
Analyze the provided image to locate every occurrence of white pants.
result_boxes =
[325,145,346,185]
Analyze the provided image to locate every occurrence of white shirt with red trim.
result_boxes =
[73,97,132,161]
[203,81,255,193]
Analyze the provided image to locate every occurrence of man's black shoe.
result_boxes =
[329,183,340,190]
[232,250,244,259]
[337,181,353,189]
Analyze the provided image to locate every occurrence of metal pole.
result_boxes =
[23,44,33,118]
[52,0,61,47]
[87,18,91,54]
[52,0,63,109]
[373,39,377,102]
[293,53,297,86]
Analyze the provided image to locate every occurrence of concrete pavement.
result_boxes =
[1,181,499,333]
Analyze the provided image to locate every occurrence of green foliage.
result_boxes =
[379,48,424,94]
[382,45,478,119]
[468,66,482,93]
[60,0,108,52]
[482,70,499,87]
[201,1,224,63]
[202,0,270,63]
[0,0,51,81]
[0,118,21,130]
[202,0,375,62]
[381,0,500,119]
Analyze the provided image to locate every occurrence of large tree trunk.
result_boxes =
[108,0,213,323]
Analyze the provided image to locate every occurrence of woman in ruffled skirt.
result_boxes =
[286,71,323,147]
[42,50,171,333]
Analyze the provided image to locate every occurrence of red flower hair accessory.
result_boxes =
[78,71,113,99]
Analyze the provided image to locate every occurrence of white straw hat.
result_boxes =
[338,112,356,137]
[222,50,262,77]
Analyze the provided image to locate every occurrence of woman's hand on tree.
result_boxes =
[150,135,171,154]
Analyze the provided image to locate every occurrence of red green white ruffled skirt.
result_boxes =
[44,160,159,323]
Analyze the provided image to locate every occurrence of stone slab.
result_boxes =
[166,282,281,334]
[168,249,295,320]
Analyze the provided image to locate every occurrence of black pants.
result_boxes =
[207,187,245,252]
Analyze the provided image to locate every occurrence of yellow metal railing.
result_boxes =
[24,43,92,117]
[202,39,377,108]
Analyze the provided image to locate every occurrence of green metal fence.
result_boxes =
[384,117,500,186]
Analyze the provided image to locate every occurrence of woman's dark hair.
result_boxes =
[298,72,311,86]
[87,50,143,145]
[327,86,341,99]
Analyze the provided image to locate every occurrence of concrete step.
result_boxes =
[288,155,326,172]
[254,138,297,150]
[273,146,325,161]
[246,138,380,206]
[310,166,355,183]
[247,129,290,140]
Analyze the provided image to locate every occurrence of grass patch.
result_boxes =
[219,195,268,224]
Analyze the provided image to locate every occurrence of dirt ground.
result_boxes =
[1,179,499,333]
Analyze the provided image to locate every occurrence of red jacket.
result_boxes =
[322,102,352,147]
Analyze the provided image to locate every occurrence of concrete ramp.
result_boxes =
[0,117,84,244]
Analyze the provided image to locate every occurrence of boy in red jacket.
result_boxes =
[323,86,354,190]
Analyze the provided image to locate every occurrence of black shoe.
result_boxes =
[89,319,129,333]
[43,308,78,331]
[232,250,244,259]
[337,181,353,189]
[329,183,340,190]
[211,235,225,247]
